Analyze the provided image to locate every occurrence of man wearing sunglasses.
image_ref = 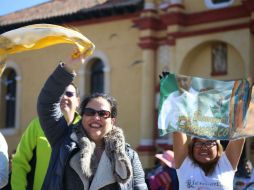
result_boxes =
[37,55,148,189]
[11,83,81,190]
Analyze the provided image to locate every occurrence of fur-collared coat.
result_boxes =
[38,64,148,190]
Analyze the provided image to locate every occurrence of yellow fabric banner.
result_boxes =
[0,24,95,76]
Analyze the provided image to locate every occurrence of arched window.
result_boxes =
[0,68,17,129]
[81,51,110,97]
[91,60,104,94]
[84,58,105,95]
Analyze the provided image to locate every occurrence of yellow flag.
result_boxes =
[0,24,95,76]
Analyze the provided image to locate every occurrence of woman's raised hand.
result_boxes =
[64,49,85,74]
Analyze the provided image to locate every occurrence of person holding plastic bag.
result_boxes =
[159,72,246,190]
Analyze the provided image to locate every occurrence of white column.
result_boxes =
[140,49,155,147]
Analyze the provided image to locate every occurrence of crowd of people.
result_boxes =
[1,54,148,190]
[0,52,254,190]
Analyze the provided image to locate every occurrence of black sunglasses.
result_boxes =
[83,108,111,119]
[64,91,75,97]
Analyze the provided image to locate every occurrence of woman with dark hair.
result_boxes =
[174,132,245,190]
[159,71,246,189]
[37,56,148,190]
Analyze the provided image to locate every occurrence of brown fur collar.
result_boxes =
[72,124,133,184]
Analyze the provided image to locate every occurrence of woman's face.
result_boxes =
[193,139,218,164]
[82,97,115,145]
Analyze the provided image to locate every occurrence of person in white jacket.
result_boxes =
[0,132,9,188]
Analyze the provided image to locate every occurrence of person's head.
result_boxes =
[176,75,192,92]
[60,83,80,116]
[80,93,117,145]
[244,159,253,177]
[155,150,175,168]
[236,159,253,178]
[188,138,223,165]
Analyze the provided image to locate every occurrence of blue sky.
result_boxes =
[0,0,50,16]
